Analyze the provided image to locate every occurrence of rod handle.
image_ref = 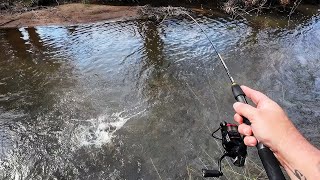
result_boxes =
[257,144,286,180]
[231,83,286,180]
[231,83,251,125]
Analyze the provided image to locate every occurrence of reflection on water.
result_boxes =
[0,9,319,179]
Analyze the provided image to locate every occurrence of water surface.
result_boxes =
[0,7,319,180]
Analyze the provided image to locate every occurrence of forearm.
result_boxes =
[277,126,320,180]
[233,86,320,179]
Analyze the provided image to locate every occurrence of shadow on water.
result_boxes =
[0,7,319,180]
[0,27,80,179]
[0,28,65,113]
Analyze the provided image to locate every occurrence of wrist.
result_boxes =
[276,126,320,179]
[270,125,300,168]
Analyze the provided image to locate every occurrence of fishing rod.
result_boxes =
[182,12,286,180]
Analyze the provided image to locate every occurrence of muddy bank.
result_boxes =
[0,3,218,28]
[1,2,319,28]
[0,4,141,28]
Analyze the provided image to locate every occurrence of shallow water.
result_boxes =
[0,7,319,180]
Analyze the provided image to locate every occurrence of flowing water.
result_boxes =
[0,6,319,180]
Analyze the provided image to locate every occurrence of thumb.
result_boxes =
[233,102,258,123]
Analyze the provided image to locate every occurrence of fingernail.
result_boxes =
[233,102,241,109]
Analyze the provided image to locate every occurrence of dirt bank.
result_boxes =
[0,4,141,28]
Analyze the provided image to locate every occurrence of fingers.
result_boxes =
[233,85,266,147]
[233,102,258,122]
[238,123,252,136]
[235,119,257,146]
[240,85,269,106]
[244,136,257,146]
[234,113,243,124]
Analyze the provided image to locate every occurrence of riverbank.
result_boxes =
[0,4,141,28]
[0,2,319,28]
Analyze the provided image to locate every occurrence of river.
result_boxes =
[0,6,319,180]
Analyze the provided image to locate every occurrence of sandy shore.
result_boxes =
[0,4,141,28]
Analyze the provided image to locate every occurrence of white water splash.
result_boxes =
[74,109,145,147]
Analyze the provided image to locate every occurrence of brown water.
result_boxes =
[0,7,319,180]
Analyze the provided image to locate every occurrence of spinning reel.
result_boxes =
[202,122,247,177]
[183,12,286,180]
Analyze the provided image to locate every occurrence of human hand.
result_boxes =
[233,86,320,180]
[232,85,297,153]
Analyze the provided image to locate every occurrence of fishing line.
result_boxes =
[181,11,235,84]
[160,9,286,179]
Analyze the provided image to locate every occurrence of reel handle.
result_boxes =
[202,169,223,177]
[231,83,286,180]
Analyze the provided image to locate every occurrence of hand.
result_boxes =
[233,85,320,180]
[232,85,296,153]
